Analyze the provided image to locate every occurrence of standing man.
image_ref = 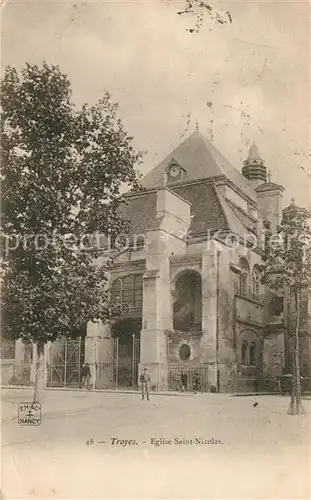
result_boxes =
[175,370,183,391]
[81,362,91,390]
[140,367,151,401]
[193,371,200,394]
[181,370,188,392]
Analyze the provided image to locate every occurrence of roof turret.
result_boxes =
[242,143,267,186]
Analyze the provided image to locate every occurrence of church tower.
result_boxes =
[242,143,284,232]
[242,143,267,189]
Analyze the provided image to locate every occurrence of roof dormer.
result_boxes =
[164,158,187,185]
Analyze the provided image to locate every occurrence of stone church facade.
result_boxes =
[85,129,311,393]
[2,129,310,392]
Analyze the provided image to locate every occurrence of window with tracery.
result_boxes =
[110,274,143,309]
[249,342,256,366]
[239,258,250,297]
[241,341,248,364]
[252,266,261,301]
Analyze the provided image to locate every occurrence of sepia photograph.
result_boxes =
[1,0,310,498]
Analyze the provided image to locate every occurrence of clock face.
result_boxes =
[169,165,180,178]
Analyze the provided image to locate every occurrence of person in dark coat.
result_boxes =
[193,371,200,393]
[181,370,188,391]
[175,371,183,391]
[140,367,151,401]
[81,363,91,390]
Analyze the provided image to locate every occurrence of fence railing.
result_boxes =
[0,339,16,360]
[168,364,209,392]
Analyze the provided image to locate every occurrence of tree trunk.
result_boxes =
[287,290,304,415]
[33,342,45,403]
[287,336,296,415]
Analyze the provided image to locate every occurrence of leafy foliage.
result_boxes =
[261,201,311,414]
[1,63,142,344]
[261,202,311,293]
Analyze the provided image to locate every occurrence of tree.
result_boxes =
[261,201,311,415]
[1,63,142,401]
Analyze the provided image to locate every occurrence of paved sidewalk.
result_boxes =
[3,383,303,397]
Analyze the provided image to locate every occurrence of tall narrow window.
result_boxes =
[111,278,122,302]
[239,258,250,297]
[249,342,256,366]
[241,342,248,364]
[252,266,261,301]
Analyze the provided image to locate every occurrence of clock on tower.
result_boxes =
[165,159,185,183]
[169,165,181,178]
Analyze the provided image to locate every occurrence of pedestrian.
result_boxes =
[81,362,91,390]
[181,370,188,391]
[193,371,200,394]
[140,367,151,401]
[175,370,183,391]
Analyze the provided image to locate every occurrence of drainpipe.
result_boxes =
[233,295,238,393]
[216,251,220,392]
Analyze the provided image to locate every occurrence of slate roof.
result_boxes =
[121,182,250,239]
[214,188,250,237]
[172,183,228,235]
[118,191,158,236]
[142,129,257,202]
[225,199,258,233]
[116,130,262,243]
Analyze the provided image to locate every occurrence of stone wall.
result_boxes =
[262,331,285,377]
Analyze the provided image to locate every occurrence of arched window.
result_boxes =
[249,342,256,366]
[111,278,122,302]
[239,258,250,297]
[241,341,248,364]
[252,266,261,301]
[110,274,143,310]
[173,271,202,331]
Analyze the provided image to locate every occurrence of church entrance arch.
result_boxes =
[173,270,202,332]
[112,318,141,388]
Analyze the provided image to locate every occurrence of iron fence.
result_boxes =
[168,363,209,392]
[46,338,84,388]
[0,339,16,360]
[46,335,140,390]
[95,337,118,389]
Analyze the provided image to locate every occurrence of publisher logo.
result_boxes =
[18,402,41,426]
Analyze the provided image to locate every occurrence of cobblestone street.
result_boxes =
[1,388,310,499]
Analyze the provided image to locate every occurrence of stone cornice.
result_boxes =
[111,259,146,273]
[235,294,264,308]
[236,318,264,328]
[170,254,202,267]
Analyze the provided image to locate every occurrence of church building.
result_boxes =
[85,128,311,393]
[2,128,310,393]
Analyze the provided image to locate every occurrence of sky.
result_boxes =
[2,0,310,208]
